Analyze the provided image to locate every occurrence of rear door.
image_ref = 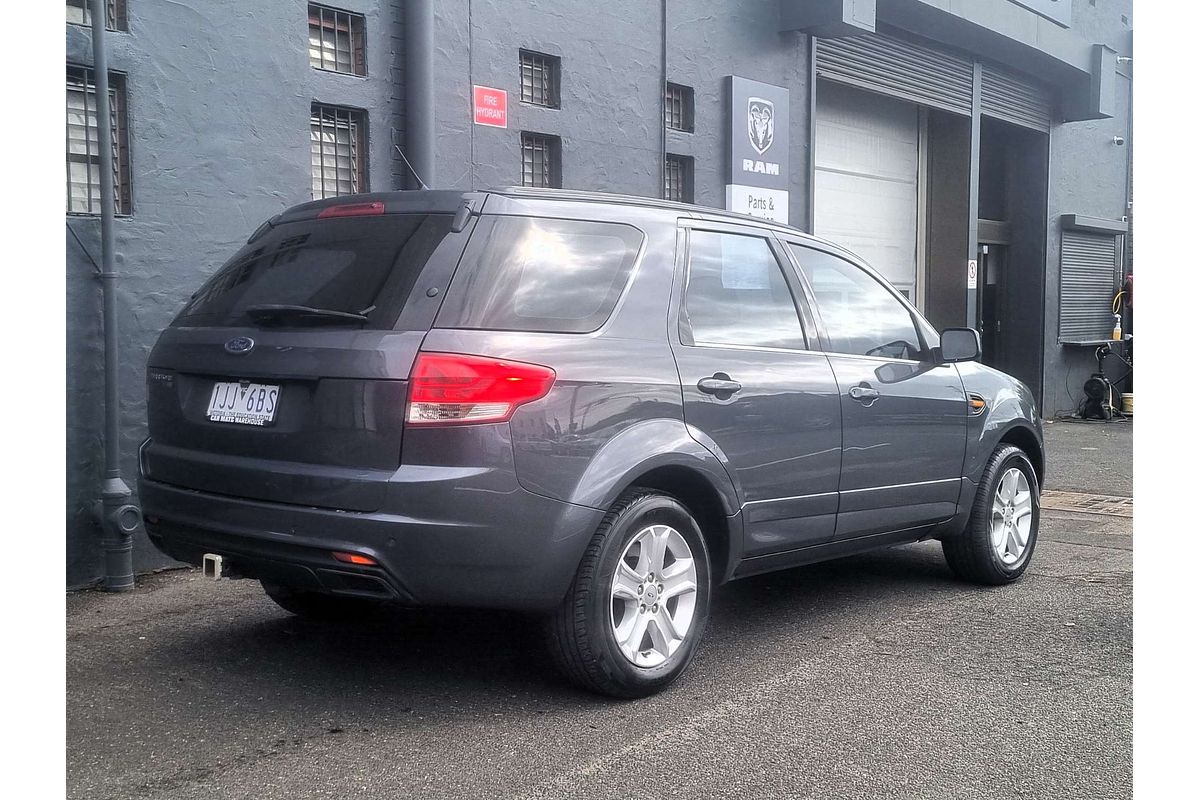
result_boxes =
[670,223,841,556]
[142,208,475,512]
[783,241,967,539]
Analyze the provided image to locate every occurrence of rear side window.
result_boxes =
[436,216,644,333]
[175,214,453,330]
[682,231,807,350]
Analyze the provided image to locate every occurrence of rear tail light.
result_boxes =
[407,352,556,426]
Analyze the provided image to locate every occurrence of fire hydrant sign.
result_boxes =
[473,85,507,128]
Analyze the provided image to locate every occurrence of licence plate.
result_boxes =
[207,382,280,426]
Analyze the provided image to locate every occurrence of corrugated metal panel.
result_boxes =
[1059,230,1118,343]
[815,32,974,116]
[982,64,1053,131]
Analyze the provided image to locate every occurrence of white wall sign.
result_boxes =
[726,185,789,223]
[967,259,978,290]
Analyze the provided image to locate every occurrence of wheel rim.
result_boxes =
[610,524,699,668]
[991,467,1034,566]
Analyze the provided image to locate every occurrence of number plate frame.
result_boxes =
[206,381,281,426]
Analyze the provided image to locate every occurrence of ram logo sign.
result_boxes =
[726,76,789,223]
[747,97,775,155]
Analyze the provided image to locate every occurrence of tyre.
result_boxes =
[261,581,382,622]
[943,444,1041,585]
[546,489,712,698]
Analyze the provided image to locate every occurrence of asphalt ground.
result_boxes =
[67,422,1132,799]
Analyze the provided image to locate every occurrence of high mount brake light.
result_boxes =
[317,202,386,219]
[407,353,556,426]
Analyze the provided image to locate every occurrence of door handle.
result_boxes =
[848,384,881,405]
[698,375,742,395]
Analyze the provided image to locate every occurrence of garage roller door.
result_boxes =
[813,80,919,299]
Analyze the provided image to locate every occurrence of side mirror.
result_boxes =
[939,328,981,363]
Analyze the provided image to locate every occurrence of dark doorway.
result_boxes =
[977,117,1048,403]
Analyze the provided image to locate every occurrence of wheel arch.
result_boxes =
[629,464,739,585]
[997,424,1044,488]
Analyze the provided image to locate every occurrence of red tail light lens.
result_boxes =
[332,551,378,566]
[407,352,556,426]
[317,201,386,219]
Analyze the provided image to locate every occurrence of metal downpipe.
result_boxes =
[91,0,139,591]
[405,0,436,188]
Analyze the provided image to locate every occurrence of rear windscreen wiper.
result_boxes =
[244,304,370,325]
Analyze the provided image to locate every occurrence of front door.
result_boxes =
[671,225,842,557]
[784,242,967,540]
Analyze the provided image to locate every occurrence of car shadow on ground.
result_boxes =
[146,542,964,715]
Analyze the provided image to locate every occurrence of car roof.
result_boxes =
[275,187,862,264]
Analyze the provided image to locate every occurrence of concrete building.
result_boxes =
[65,0,1133,587]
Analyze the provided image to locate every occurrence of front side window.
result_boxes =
[682,231,806,351]
[308,4,366,76]
[311,103,367,198]
[437,216,643,334]
[789,244,923,360]
[66,66,131,215]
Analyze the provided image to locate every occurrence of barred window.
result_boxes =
[66,66,131,215]
[665,82,694,132]
[66,0,127,31]
[519,50,560,108]
[308,4,366,76]
[521,132,561,188]
[311,104,367,199]
[664,154,693,203]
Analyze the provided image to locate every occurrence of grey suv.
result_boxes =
[140,188,1043,698]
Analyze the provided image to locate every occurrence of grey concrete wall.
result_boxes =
[65,0,403,588]
[430,0,811,229]
[1041,3,1132,417]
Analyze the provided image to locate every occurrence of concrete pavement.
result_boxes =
[67,421,1132,800]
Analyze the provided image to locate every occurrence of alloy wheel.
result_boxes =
[991,466,1034,566]
[609,524,699,668]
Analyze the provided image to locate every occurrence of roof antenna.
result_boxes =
[391,129,429,190]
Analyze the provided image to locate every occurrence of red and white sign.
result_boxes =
[473,85,508,128]
[967,259,978,290]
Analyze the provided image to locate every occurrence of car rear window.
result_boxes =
[435,215,644,333]
[174,214,453,330]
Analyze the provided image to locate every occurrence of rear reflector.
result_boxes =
[407,352,556,426]
[332,551,378,566]
[317,201,386,219]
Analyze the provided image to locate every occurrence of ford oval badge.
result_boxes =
[224,336,255,355]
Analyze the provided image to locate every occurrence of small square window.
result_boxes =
[66,0,127,32]
[521,132,561,188]
[311,103,368,199]
[66,66,131,215]
[520,50,560,109]
[309,4,367,76]
[665,82,694,133]
[664,154,693,203]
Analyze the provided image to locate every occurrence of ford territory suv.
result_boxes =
[140,188,1044,698]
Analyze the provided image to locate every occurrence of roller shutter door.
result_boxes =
[813,81,919,299]
[814,31,973,117]
[1059,230,1119,343]
[981,64,1053,132]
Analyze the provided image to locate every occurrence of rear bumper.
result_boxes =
[139,476,604,612]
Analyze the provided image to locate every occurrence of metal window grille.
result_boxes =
[66,0,127,31]
[664,154,693,203]
[521,132,561,188]
[66,66,131,215]
[308,4,366,76]
[311,104,368,199]
[519,50,559,108]
[665,83,693,132]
